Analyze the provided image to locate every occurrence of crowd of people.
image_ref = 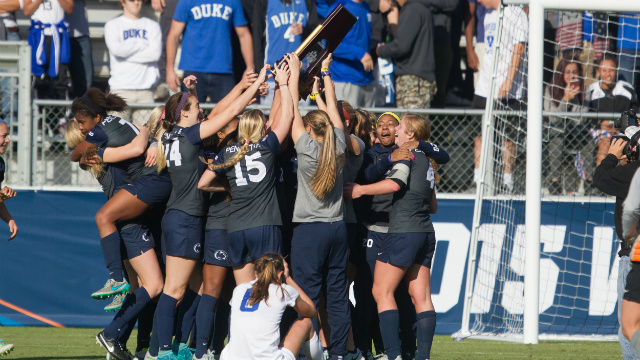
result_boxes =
[59,51,449,360]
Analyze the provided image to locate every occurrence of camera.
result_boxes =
[614,109,640,132]
[612,125,640,162]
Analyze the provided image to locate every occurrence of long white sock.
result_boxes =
[302,332,323,360]
[503,173,514,191]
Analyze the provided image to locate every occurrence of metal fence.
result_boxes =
[25,100,622,194]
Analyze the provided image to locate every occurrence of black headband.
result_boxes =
[81,94,105,115]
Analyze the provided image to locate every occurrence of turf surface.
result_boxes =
[0,327,625,359]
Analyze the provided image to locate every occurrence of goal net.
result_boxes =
[457,1,640,342]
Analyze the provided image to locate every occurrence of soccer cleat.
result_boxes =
[92,279,130,299]
[134,349,149,360]
[176,346,194,360]
[144,351,158,360]
[0,339,14,357]
[97,330,132,360]
[192,353,213,360]
[104,293,126,312]
[323,349,330,360]
[158,349,178,360]
[344,349,363,360]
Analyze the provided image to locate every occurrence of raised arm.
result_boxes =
[321,54,343,131]
[271,55,296,144]
[290,54,306,144]
[199,65,270,139]
[208,71,258,119]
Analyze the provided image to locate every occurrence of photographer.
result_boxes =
[594,112,640,360]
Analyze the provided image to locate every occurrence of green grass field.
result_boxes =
[0,327,625,359]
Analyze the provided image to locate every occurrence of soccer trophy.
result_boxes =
[274,4,357,99]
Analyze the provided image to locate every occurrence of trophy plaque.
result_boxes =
[274,4,357,99]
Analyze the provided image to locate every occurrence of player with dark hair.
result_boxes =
[345,113,440,360]
[70,88,172,303]
[220,253,322,360]
[153,67,269,360]
[198,58,295,285]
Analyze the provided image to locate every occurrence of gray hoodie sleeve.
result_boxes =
[622,167,640,243]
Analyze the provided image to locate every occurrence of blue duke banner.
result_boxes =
[0,191,619,335]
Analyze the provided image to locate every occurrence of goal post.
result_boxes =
[456,0,640,345]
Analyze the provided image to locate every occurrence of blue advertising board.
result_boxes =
[0,191,619,336]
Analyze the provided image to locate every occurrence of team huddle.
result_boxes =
[65,53,449,360]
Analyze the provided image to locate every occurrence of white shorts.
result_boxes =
[219,347,296,360]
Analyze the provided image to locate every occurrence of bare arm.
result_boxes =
[102,127,149,163]
[322,54,343,132]
[430,188,438,214]
[23,0,42,17]
[464,1,479,71]
[0,0,21,13]
[208,71,258,119]
[199,66,270,139]
[166,20,186,92]
[59,0,73,14]
[271,57,295,144]
[70,140,92,162]
[198,169,226,192]
[284,261,316,319]
[235,26,255,72]
[0,201,17,241]
[498,42,525,98]
[343,179,400,199]
[290,54,306,144]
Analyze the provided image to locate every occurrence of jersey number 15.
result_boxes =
[234,152,267,186]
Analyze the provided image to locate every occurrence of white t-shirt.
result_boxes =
[475,6,528,100]
[31,0,66,35]
[104,15,161,90]
[222,280,299,360]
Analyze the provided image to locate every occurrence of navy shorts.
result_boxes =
[124,172,172,208]
[204,228,230,267]
[378,232,436,268]
[228,225,282,267]
[161,209,204,260]
[120,224,155,260]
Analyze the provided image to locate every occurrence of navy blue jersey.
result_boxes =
[97,164,131,199]
[86,115,155,180]
[263,0,309,66]
[386,150,435,233]
[0,155,5,184]
[162,123,207,216]
[275,144,297,227]
[204,149,230,230]
[213,131,282,233]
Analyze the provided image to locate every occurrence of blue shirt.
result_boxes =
[264,0,309,66]
[328,0,372,86]
[582,11,608,42]
[618,13,640,50]
[174,0,247,74]
[468,0,488,43]
[315,0,330,19]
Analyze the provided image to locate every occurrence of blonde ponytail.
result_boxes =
[207,109,265,171]
[64,120,104,177]
[156,127,168,173]
[303,110,343,199]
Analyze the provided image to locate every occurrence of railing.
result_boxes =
[27,99,621,194]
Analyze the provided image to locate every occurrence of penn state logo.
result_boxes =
[214,250,228,261]
[142,232,150,242]
[194,243,202,254]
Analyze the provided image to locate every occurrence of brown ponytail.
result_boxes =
[248,253,289,307]
[157,93,194,172]
[71,88,128,119]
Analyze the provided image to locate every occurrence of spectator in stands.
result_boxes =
[464,0,488,89]
[66,0,93,98]
[104,0,161,126]
[594,131,640,360]
[0,0,21,41]
[471,0,527,192]
[166,0,254,103]
[252,0,319,107]
[586,54,640,166]
[329,0,375,108]
[314,0,331,19]
[150,0,178,101]
[617,13,640,95]
[24,0,74,100]
[544,56,594,195]
[429,0,458,108]
[376,0,436,109]
[365,0,396,106]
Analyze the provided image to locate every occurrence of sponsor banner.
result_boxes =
[0,192,618,335]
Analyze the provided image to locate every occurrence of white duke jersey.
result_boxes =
[222,280,299,360]
[104,16,162,90]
